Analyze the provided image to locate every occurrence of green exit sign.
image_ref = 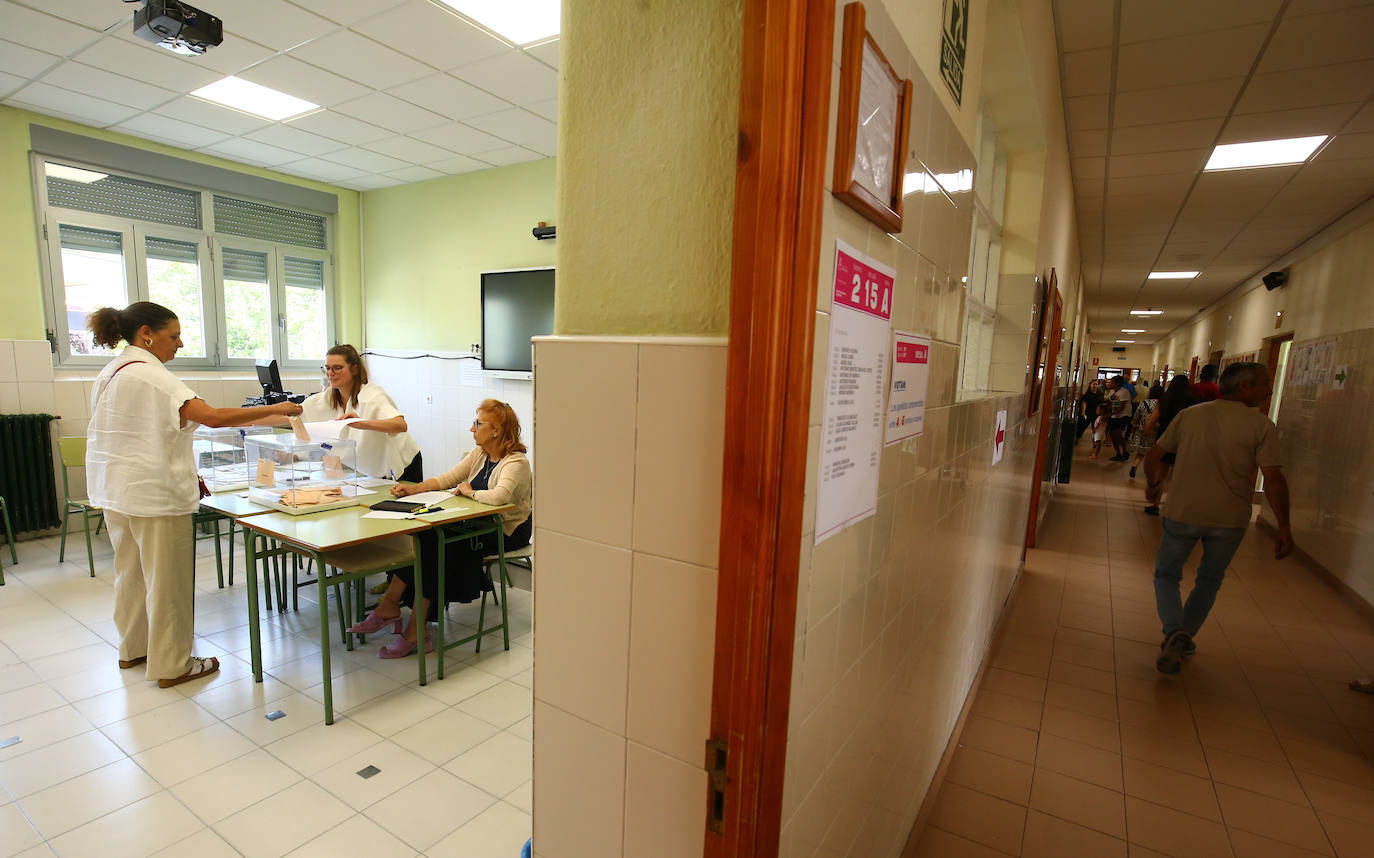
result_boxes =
[941,0,969,105]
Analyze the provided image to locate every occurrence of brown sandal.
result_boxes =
[158,656,220,688]
[118,656,147,669]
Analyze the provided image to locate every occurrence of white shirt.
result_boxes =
[301,382,420,478]
[86,346,202,517]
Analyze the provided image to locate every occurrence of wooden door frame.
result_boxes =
[704,0,835,855]
[1024,281,1064,549]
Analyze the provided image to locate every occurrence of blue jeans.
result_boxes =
[1153,517,1247,637]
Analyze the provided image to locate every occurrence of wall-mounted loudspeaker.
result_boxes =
[1262,270,1287,291]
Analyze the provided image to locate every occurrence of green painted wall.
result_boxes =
[0,104,361,343]
[360,158,557,351]
[555,0,742,335]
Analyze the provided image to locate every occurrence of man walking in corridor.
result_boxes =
[1142,362,1295,674]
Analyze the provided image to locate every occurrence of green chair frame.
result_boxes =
[422,515,511,684]
[0,495,17,585]
[57,437,104,577]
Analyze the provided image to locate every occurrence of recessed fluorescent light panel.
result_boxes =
[1116,340,1136,344]
[190,77,318,121]
[1130,310,1164,316]
[1204,135,1327,171]
[1121,329,1146,334]
[1148,271,1199,279]
[45,163,108,183]
[438,0,560,45]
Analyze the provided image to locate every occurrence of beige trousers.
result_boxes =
[106,510,195,681]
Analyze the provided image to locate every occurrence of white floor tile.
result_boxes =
[47,791,204,858]
[224,692,324,746]
[302,666,401,711]
[365,769,495,851]
[309,740,435,811]
[169,749,302,824]
[100,697,218,756]
[427,801,531,858]
[0,665,42,696]
[283,814,417,857]
[504,780,532,814]
[186,674,295,720]
[390,709,501,767]
[0,685,66,725]
[0,803,44,857]
[265,719,382,776]
[507,716,533,743]
[411,664,501,707]
[0,706,93,758]
[133,722,257,786]
[71,681,180,728]
[266,651,357,692]
[46,661,144,703]
[467,645,534,680]
[341,686,447,737]
[213,779,353,858]
[18,758,161,838]
[455,682,532,729]
[443,731,532,798]
[0,730,124,798]
[149,827,242,858]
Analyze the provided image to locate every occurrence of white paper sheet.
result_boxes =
[302,418,363,441]
[461,360,483,386]
[362,510,412,520]
[354,476,396,488]
[399,490,454,505]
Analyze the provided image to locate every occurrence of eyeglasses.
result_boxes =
[471,420,489,429]
[321,365,347,374]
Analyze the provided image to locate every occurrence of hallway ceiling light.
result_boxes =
[438,0,560,45]
[1116,339,1135,343]
[190,77,319,121]
[1130,310,1163,316]
[1121,329,1145,333]
[1204,135,1327,171]
[1147,271,1198,279]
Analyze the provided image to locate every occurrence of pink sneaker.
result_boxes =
[347,610,402,635]
[377,634,434,659]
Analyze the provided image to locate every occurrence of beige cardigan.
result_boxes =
[434,448,531,535]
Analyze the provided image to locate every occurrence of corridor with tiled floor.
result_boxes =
[908,443,1374,858]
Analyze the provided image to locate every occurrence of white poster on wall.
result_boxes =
[884,331,930,446]
[816,240,894,544]
[991,409,1007,465]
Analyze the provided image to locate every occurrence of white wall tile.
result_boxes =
[622,741,707,858]
[533,701,625,858]
[16,383,57,416]
[0,382,20,413]
[532,340,638,548]
[0,341,16,382]
[52,381,89,423]
[632,343,727,566]
[625,552,717,766]
[532,529,632,734]
[13,341,53,383]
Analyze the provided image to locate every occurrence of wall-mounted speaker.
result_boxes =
[1262,270,1287,291]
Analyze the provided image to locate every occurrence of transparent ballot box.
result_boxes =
[244,435,362,515]
[194,426,274,493]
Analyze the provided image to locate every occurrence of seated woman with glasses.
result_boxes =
[300,344,422,482]
[348,398,532,658]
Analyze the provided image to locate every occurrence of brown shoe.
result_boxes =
[118,656,147,669]
[157,656,220,688]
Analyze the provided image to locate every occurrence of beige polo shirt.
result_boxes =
[1156,399,1282,529]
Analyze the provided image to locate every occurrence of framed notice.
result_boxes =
[816,240,894,544]
[884,331,930,445]
[832,2,913,233]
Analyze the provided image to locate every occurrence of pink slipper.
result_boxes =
[347,609,402,635]
[377,635,434,659]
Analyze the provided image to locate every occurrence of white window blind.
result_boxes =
[213,196,327,249]
[47,169,200,229]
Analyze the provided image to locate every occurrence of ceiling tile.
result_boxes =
[0,38,60,77]
[451,51,558,106]
[1066,94,1109,130]
[39,61,175,111]
[1061,48,1111,98]
[0,69,21,95]
[1116,26,1268,92]
[332,92,448,134]
[278,158,367,182]
[285,110,392,145]
[526,98,557,122]
[339,174,405,190]
[1314,131,1374,159]
[153,96,271,136]
[288,30,433,90]
[476,146,544,167]
[383,165,444,183]
[1258,5,1374,72]
[525,39,558,69]
[1069,128,1107,157]
[0,3,102,56]
[1119,0,1281,43]
[111,114,229,148]
[1115,78,1245,126]
[352,0,508,71]
[201,138,304,167]
[73,36,222,92]
[412,121,512,154]
[1235,59,1374,113]
[222,0,336,51]
[465,108,555,150]
[1109,173,1197,197]
[6,81,138,126]
[1073,156,1105,180]
[1300,155,1374,180]
[1109,149,1209,177]
[1218,103,1359,142]
[388,73,510,121]
[28,0,127,31]
[1344,102,1374,132]
[425,154,489,174]
[238,56,371,108]
[244,125,349,157]
[1055,0,1114,51]
[1110,118,1223,155]
[291,0,409,26]
[321,147,410,173]
[362,136,456,163]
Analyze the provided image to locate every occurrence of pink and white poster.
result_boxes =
[884,331,930,446]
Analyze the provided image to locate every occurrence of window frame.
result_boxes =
[32,152,335,370]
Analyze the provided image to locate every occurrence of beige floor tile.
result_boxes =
[170,749,302,824]
[928,782,1026,855]
[1041,703,1121,753]
[1021,809,1126,858]
[1045,680,1119,721]
[48,791,204,858]
[443,730,533,799]
[1280,736,1374,791]
[1029,768,1126,838]
[906,824,1013,857]
[17,757,161,838]
[984,666,1048,702]
[1125,796,1234,858]
[1215,784,1333,855]
[1034,732,1124,791]
[960,715,1039,765]
[1228,827,1333,858]
[1196,718,1288,766]
[214,779,354,858]
[1297,771,1374,827]
[1122,756,1222,822]
[992,646,1051,679]
[946,744,1034,805]
[426,801,531,858]
[365,768,496,852]
[1204,745,1309,805]
[1318,810,1374,858]
[973,688,1045,730]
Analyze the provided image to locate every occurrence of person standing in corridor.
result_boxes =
[1142,362,1295,675]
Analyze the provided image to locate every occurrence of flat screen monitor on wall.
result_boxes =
[481,267,555,374]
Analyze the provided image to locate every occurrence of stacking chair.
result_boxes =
[0,495,17,585]
[57,437,104,577]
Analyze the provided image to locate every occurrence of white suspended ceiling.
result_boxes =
[0,0,559,191]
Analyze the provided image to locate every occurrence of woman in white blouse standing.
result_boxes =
[300,345,422,482]
[86,302,302,688]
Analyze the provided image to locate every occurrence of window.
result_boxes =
[35,157,333,368]
[958,113,1008,393]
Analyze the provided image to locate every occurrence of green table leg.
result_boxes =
[315,552,333,725]
[415,533,427,686]
[212,518,224,589]
[245,526,262,682]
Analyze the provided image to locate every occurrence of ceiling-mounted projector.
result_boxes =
[133,0,223,56]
